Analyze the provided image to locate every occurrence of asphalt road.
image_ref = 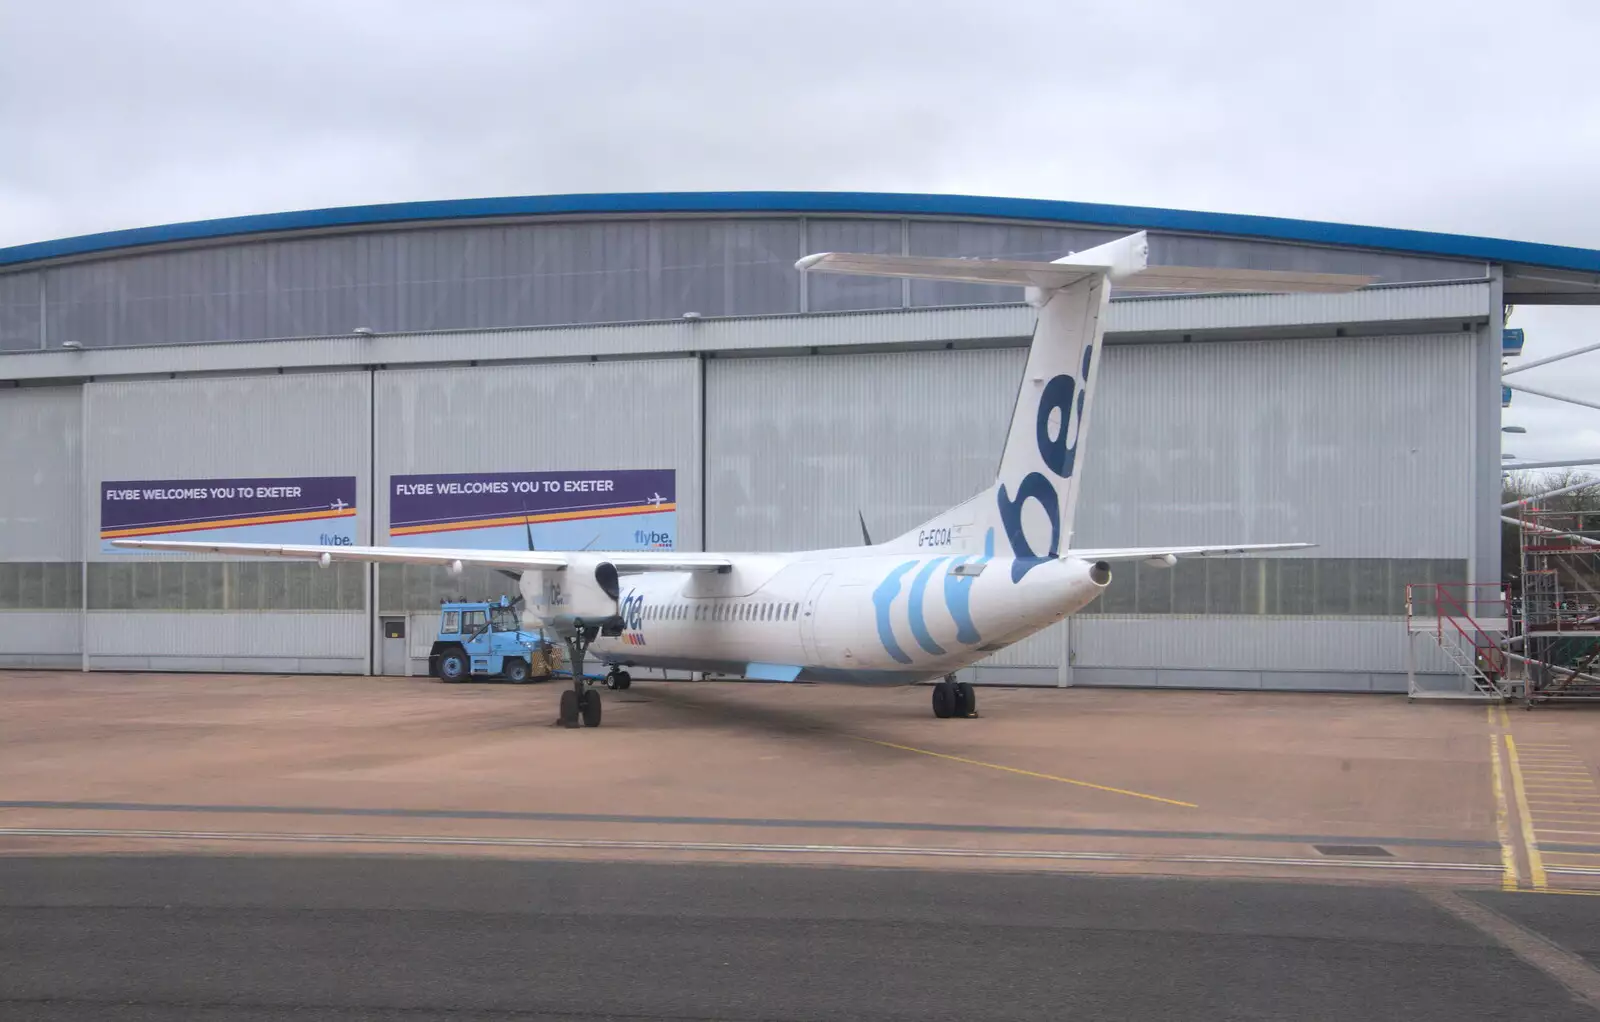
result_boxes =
[1,855,1595,1021]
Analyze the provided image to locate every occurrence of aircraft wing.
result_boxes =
[107,539,734,574]
[1070,542,1315,563]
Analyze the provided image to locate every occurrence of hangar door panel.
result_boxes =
[705,348,1024,553]
[82,372,372,671]
[372,357,701,627]
[0,386,83,666]
[1073,333,1476,558]
[705,347,1065,682]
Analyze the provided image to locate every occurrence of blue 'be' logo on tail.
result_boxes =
[996,345,1092,582]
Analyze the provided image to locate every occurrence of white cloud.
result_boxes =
[1,0,1597,457]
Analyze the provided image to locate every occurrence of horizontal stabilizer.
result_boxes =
[798,231,1374,295]
[795,251,1101,290]
[1119,265,1375,294]
[1071,542,1315,563]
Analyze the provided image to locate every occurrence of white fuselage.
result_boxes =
[569,547,1108,685]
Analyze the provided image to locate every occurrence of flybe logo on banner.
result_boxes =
[100,475,358,553]
[389,469,677,552]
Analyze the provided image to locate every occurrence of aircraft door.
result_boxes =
[799,573,832,663]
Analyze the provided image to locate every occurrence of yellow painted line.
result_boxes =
[1506,735,1549,891]
[1497,703,1512,728]
[850,737,1197,808]
[1491,736,1519,890]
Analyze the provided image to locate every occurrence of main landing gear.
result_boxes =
[932,675,976,719]
[604,669,632,691]
[559,628,603,728]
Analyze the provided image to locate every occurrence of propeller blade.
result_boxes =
[858,510,873,546]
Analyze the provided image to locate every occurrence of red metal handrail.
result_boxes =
[1406,582,1508,679]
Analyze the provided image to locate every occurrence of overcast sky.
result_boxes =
[1,0,1595,465]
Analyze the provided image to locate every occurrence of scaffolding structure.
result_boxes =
[1513,504,1600,704]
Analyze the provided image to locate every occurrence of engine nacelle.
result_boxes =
[518,555,625,640]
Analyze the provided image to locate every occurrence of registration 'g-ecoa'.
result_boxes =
[115,232,1368,728]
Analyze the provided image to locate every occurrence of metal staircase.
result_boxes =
[1405,583,1511,700]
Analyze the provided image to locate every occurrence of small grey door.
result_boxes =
[380,617,408,676]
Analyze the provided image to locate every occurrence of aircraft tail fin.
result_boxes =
[797,234,1371,568]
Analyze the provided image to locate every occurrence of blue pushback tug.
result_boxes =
[428,596,560,684]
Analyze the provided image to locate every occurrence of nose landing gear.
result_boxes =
[559,626,604,728]
[932,675,976,719]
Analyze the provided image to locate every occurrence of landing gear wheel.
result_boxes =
[954,681,975,717]
[559,689,580,728]
[502,658,529,684]
[614,671,632,691]
[932,681,954,719]
[438,650,467,683]
[580,688,603,727]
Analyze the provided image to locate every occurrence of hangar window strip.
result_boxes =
[1077,557,1466,617]
[376,563,519,614]
[3,557,1467,617]
[83,561,366,612]
[0,563,81,610]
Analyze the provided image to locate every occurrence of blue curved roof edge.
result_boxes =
[3,190,1600,274]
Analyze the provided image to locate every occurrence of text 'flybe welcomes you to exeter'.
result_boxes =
[99,475,359,553]
[388,470,676,552]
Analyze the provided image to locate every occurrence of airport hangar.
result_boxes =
[2,192,1598,691]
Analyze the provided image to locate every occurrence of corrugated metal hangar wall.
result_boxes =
[0,212,1504,691]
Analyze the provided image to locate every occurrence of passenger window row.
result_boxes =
[639,600,801,623]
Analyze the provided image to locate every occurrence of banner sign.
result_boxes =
[389,469,676,551]
[100,475,358,554]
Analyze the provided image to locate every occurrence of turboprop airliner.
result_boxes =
[115,232,1372,728]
